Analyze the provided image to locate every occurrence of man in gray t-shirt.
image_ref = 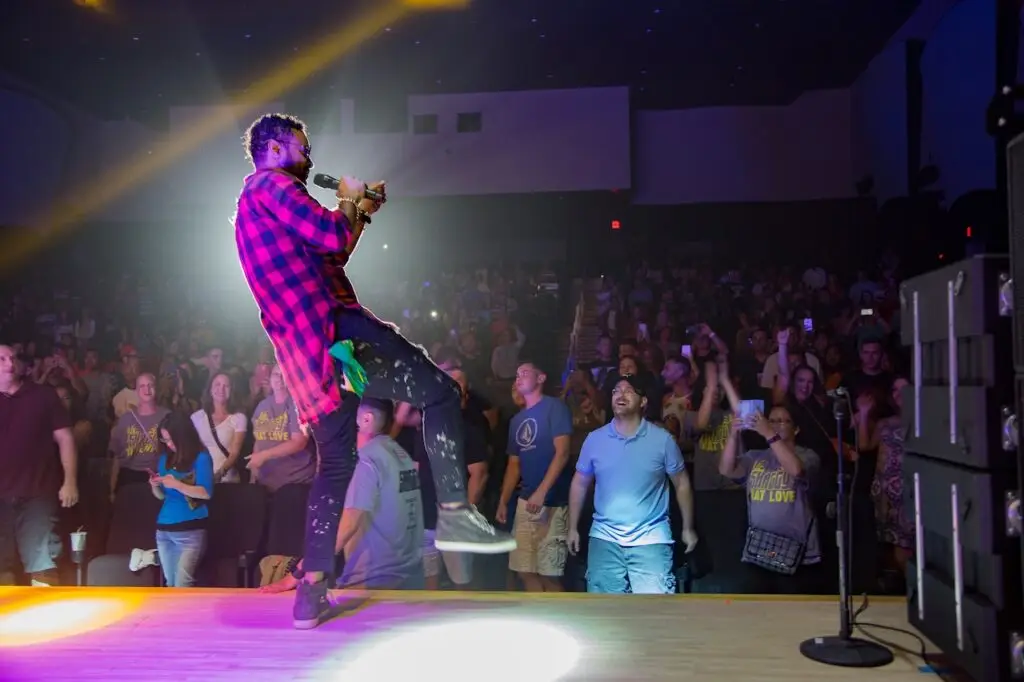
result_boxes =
[738,445,821,564]
[338,399,425,590]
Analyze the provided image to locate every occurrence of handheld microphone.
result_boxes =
[312,173,386,203]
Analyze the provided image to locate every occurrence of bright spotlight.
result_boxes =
[430,310,438,319]
[0,593,140,647]
[382,243,389,249]
[335,618,580,680]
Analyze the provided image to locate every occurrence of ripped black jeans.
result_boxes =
[302,309,467,573]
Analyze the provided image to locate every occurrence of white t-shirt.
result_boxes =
[191,409,247,482]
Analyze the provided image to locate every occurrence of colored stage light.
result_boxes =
[0,592,141,647]
[333,618,580,680]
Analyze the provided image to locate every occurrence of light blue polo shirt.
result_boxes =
[577,419,685,547]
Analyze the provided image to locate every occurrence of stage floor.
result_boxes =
[0,588,938,682]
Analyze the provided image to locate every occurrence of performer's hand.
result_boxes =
[568,528,581,555]
[359,181,386,215]
[335,175,367,203]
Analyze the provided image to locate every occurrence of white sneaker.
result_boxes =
[129,548,158,572]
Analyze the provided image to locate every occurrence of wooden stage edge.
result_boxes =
[0,588,944,682]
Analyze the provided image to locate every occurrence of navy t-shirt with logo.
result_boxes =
[507,395,573,507]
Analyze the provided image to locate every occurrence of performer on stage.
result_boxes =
[234,113,515,629]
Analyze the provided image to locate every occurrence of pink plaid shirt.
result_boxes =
[234,168,363,425]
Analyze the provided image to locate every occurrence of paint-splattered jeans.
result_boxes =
[302,309,467,573]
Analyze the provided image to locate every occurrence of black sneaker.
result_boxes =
[293,579,331,630]
[434,506,517,554]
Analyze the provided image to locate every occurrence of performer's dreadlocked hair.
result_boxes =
[242,113,307,165]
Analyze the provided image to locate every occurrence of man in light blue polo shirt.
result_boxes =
[568,375,698,593]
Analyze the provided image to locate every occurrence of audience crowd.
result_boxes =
[0,253,912,598]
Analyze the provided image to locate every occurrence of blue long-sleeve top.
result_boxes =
[156,451,214,531]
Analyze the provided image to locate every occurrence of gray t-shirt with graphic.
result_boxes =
[338,435,424,589]
[682,410,744,491]
[251,395,315,492]
[109,408,170,472]
[737,445,821,564]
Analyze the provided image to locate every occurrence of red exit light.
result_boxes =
[611,220,621,230]
[966,225,972,238]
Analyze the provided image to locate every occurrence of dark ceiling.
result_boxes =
[1,0,920,127]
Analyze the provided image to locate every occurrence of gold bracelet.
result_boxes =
[338,198,371,224]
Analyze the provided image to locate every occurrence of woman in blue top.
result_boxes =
[149,411,215,587]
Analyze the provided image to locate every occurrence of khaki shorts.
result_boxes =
[422,529,473,585]
[509,498,569,577]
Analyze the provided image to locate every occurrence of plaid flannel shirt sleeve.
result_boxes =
[254,170,353,252]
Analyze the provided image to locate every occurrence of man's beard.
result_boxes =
[290,161,312,184]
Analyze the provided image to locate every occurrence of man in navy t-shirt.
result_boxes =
[497,361,573,592]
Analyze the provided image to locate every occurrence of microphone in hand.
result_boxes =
[313,173,386,204]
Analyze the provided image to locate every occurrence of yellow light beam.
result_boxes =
[2,0,435,271]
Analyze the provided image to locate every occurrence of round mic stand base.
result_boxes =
[799,635,895,668]
[797,395,894,669]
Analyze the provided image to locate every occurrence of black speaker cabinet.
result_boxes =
[908,561,1022,682]
[904,452,1022,609]
[899,255,1014,469]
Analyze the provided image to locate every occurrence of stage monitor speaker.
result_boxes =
[899,255,1014,469]
[904,451,1022,602]
[901,246,1024,679]
[908,560,1020,682]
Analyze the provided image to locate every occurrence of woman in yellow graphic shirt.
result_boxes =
[719,404,824,594]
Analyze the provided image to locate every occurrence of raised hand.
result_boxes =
[335,176,367,203]
[359,181,386,215]
[704,361,719,388]
[752,412,776,440]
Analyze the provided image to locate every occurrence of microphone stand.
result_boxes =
[799,394,894,668]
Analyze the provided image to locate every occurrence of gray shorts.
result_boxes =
[0,495,60,576]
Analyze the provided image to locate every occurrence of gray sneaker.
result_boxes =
[434,506,517,554]
[293,579,331,630]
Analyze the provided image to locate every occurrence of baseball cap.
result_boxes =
[614,374,648,398]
